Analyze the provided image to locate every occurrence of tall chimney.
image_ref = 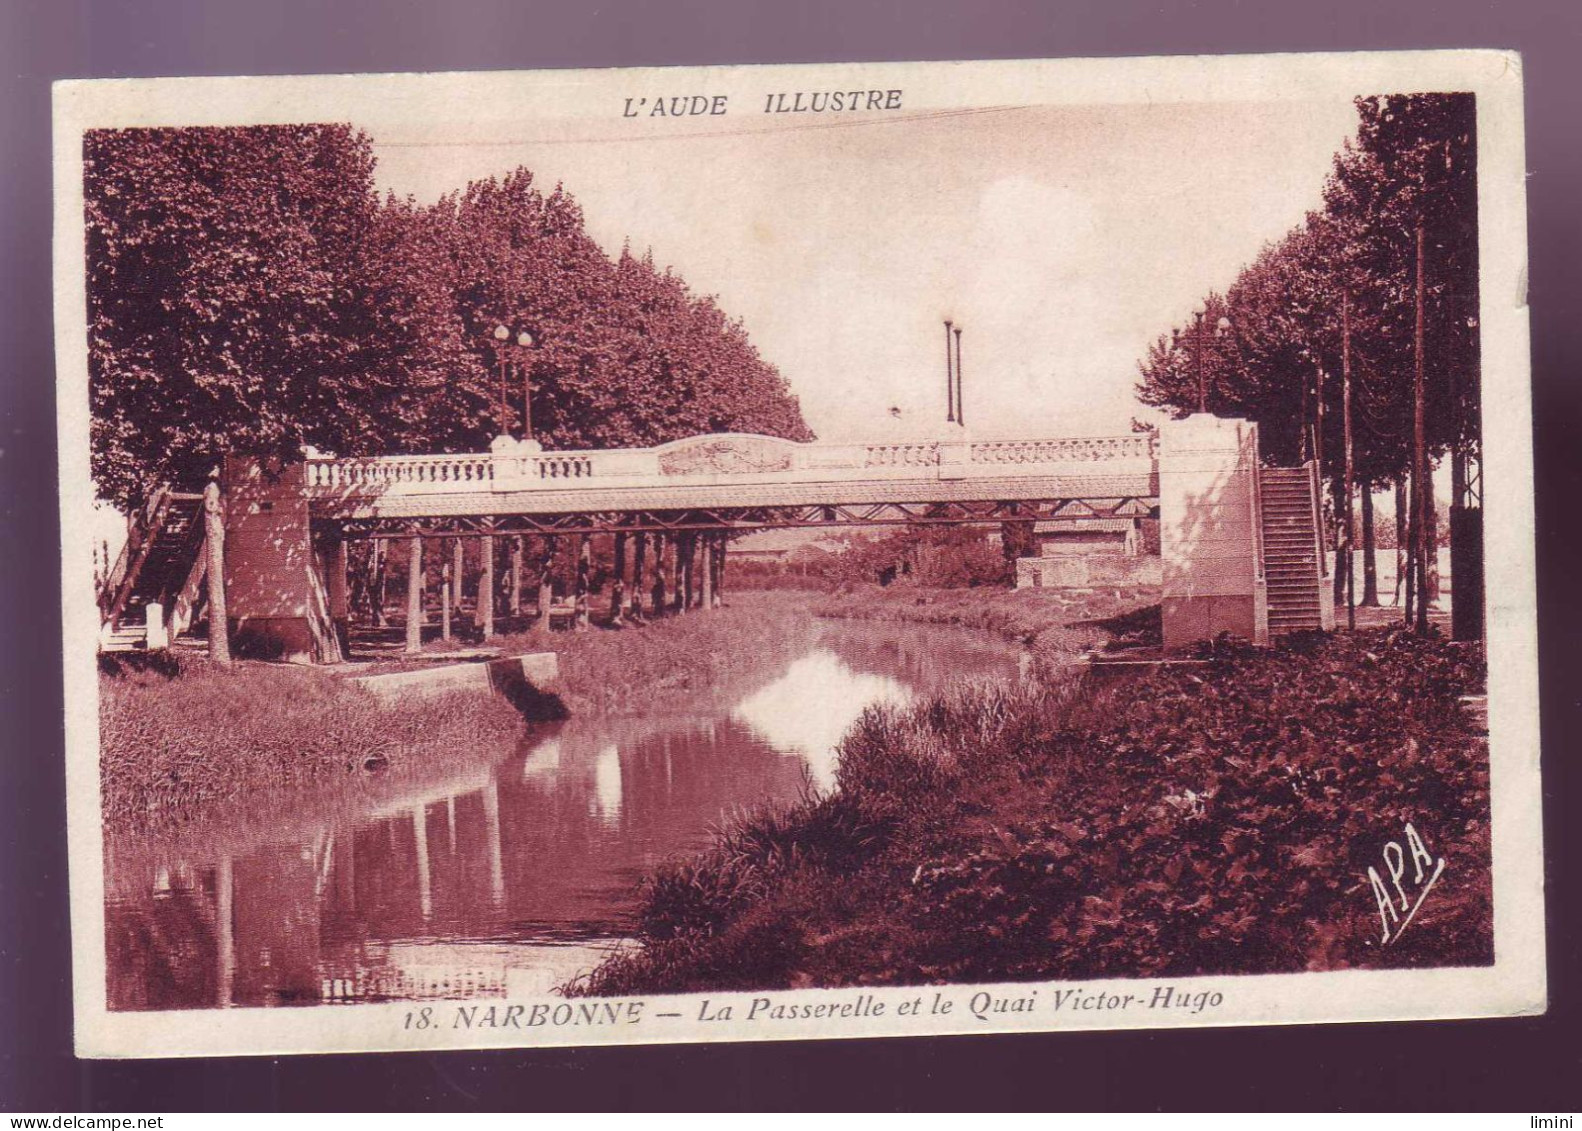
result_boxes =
[944,319,956,423]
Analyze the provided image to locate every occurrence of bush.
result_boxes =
[571,626,1491,994]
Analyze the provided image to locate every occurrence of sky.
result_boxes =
[368,98,1360,446]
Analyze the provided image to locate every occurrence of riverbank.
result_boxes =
[571,625,1491,994]
[811,584,1160,665]
[457,590,823,716]
[98,591,826,832]
[98,655,527,833]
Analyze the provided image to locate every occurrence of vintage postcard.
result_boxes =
[53,50,1543,1058]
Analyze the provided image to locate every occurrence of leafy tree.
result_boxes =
[1136,93,1477,484]
[86,131,813,509]
[85,125,386,508]
[1134,93,1480,622]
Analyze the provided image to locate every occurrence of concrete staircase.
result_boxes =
[1259,467,1328,637]
[99,490,205,652]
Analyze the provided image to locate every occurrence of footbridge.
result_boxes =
[99,415,1332,663]
[307,430,1162,537]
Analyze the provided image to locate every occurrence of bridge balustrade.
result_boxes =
[305,453,493,489]
[303,431,1160,503]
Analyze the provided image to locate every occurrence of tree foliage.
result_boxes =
[85,126,811,508]
[1136,94,1479,492]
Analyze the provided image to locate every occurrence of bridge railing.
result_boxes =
[304,431,1158,498]
[306,453,494,489]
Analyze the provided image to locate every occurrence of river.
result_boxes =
[103,617,1021,1010]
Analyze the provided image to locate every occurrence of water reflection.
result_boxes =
[733,651,911,791]
[104,621,1018,1010]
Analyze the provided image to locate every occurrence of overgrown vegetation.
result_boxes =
[101,593,828,831]
[571,626,1490,994]
[812,584,1159,666]
[98,652,524,833]
[476,591,823,716]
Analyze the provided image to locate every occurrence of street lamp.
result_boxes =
[491,324,511,437]
[490,324,537,442]
[1190,311,1233,414]
[515,329,535,442]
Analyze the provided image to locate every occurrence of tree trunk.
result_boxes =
[610,531,627,626]
[480,534,495,639]
[1341,290,1355,631]
[405,536,424,654]
[1360,487,1379,607]
[1394,478,1407,612]
[202,478,231,667]
[1424,481,1440,606]
[1332,478,1347,607]
[1405,472,1418,627]
[1412,217,1430,634]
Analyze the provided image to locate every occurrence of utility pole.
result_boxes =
[954,326,964,427]
[1194,311,1206,413]
[944,319,955,424]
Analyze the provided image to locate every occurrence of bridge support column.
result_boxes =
[1158,415,1269,649]
[610,532,627,626]
[651,534,668,617]
[672,534,689,615]
[630,533,647,621]
[405,536,424,655]
[480,534,495,640]
[536,536,555,632]
[220,457,340,662]
[372,541,388,627]
[452,539,466,620]
[574,535,591,631]
[326,537,350,656]
[700,535,714,610]
[441,557,453,642]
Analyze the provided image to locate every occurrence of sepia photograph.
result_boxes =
[51,50,1543,1058]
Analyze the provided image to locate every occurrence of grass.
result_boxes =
[98,651,526,834]
[100,591,828,832]
[811,583,1160,669]
[569,624,1491,994]
[477,591,823,716]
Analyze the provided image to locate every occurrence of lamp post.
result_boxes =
[1190,311,1233,414]
[515,329,535,442]
[491,324,511,436]
[490,324,537,441]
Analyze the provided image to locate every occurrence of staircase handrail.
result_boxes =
[1305,460,1329,579]
[100,485,175,629]
[98,489,160,614]
[1244,425,1266,586]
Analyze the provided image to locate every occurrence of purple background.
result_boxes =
[2,0,1578,1111]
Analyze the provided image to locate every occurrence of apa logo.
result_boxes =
[1365,822,1447,946]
